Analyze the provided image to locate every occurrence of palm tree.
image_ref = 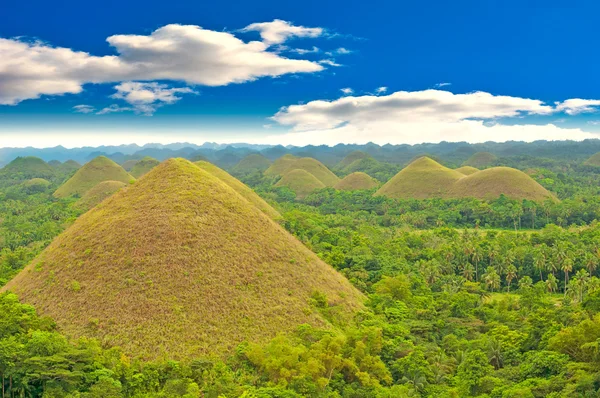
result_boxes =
[402,369,427,393]
[484,267,501,292]
[546,274,558,293]
[461,263,475,281]
[505,265,518,292]
[472,246,483,282]
[585,253,598,277]
[487,338,504,369]
[533,247,546,281]
[562,257,574,294]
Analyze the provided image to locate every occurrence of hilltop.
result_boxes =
[122,159,140,171]
[232,153,272,174]
[275,169,326,198]
[334,172,379,190]
[264,154,298,176]
[376,157,464,199]
[3,158,363,359]
[282,158,340,186]
[448,167,556,202]
[337,151,371,169]
[463,152,498,168]
[195,161,281,220]
[74,180,127,211]
[21,178,51,194]
[455,166,479,175]
[53,156,134,198]
[129,157,160,178]
[0,156,55,181]
[584,152,600,167]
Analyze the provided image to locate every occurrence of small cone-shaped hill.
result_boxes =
[584,152,600,167]
[21,178,51,193]
[121,159,140,171]
[455,166,479,175]
[334,172,379,191]
[0,156,55,180]
[129,157,160,178]
[282,158,340,187]
[463,152,497,168]
[3,159,362,359]
[275,169,326,198]
[376,157,465,199]
[195,161,281,220]
[74,180,127,211]
[264,154,298,176]
[53,156,134,198]
[448,167,556,201]
[232,154,272,174]
[337,151,371,169]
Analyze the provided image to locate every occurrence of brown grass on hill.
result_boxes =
[283,158,340,186]
[264,154,298,176]
[448,167,556,202]
[275,169,326,199]
[232,153,271,173]
[334,172,379,191]
[53,156,134,198]
[74,180,127,211]
[194,161,281,220]
[3,158,363,360]
[376,157,464,199]
[584,152,600,167]
[455,166,479,175]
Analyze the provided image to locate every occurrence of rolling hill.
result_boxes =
[122,159,140,171]
[275,169,326,198]
[455,166,479,175]
[3,158,363,359]
[334,172,379,190]
[0,156,55,180]
[264,154,298,176]
[129,157,160,178]
[376,157,465,199]
[448,167,556,201]
[21,178,51,193]
[282,158,340,186]
[194,161,281,220]
[337,151,371,169]
[584,152,600,167]
[53,156,134,198]
[232,153,272,174]
[463,152,498,168]
[74,180,127,211]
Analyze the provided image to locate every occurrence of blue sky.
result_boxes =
[2,0,600,147]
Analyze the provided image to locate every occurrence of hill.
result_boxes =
[448,167,556,201]
[194,161,281,220]
[334,172,379,191]
[21,178,51,194]
[264,154,298,176]
[275,169,326,198]
[455,166,479,175]
[337,151,371,169]
[53,156,134,198]
[281,158,340,187]
[129,157,160,178]
[122,159,140,171]
[3,158,363,360]
[74,181,127,211]
[463,152,498,168]
[0,156,55,180]
[584,152,600,167]
[376,157,465,199]
[232,154,272,174]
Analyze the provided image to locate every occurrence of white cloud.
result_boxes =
[318,59,341,67]
[435,82,452,88]
[0,22,326,105]
[589,121,600,126]
[555,99,600,115]
[109,81,197,115]
[375,86,388,94]
[335,47,351,55]
[265,89,595,145]
[241,19,323,45]
[340,88,353,95]
[72,104,96,114]
[96,104,134,115]
[291,46,320,54]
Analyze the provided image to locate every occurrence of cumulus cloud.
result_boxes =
[241,19,323,45]
[340,88,353,95]
[555,99,600,115]
[265,89,596,145]
[109,81,197,115]
[72,104,96,114]
[0,22,326,105]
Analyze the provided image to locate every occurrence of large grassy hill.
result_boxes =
[463,152,498,168]
[275,169,326,198]
[194,161,281,220]
[337,151,371,169]
[53,156,134,198]
[232,153,271,174]
[284,158,341,186]
[0,156,55,181]
[264,154,299,176]
[3,158,363,359]
[376,157,464,199]
[584,152,600,167]
[129,157,160,178]
[74,180,127,211]
[334,172,378,190]
[448,167,556,201]
[455,166,479,175]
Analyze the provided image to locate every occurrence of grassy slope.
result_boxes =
[74,180,127,211]
[584,152,600,166]
[448,167,556,201]
[334,172,379,190]
[264,154,298,176]
[194,161,281,220]
[122,159,140,172]
[232,154,272,173]
[53,156,134,198]
[3,158,363,360]
[463,152,498,168]
[455,166,479,175]
[282,158,340,187]
[129,157,160,178]
[275,169,326,198]
[337,151,371,169]
[376,157,465,199]
[0,156,55,180]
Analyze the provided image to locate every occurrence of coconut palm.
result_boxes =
[505,264,518,292]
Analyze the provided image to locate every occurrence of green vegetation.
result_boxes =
[275,169,326,199]
[74,180,127,211]
[129,156,160,178]
[264,154,298,176]
[464,151,498,168]
[53,159,82,175]
[0,156,55,183]
[342,157,401,182]
[21,178,51,194]
[337,150,371,168]
[584,152,600,166]
[121,159,140,171]
[232,153,271,174]
[456,165,479,175]
[53,156,134,198]
[334,172,379,190]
